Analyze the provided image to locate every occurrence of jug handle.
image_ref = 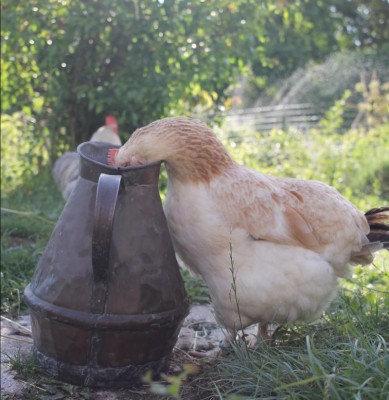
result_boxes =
[92,173,122,283]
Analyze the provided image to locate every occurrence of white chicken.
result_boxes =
[53,115,122,200]
[112,117,388,344]
[89,115,122,145]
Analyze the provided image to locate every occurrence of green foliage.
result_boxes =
[181,269,210,304]
[318,89,352,134]
[2,0,387,195]
[1,168,65,219]
[1,239,41,316]
[223,89,388,210]
[244,0,389,105]
[1,170,63,316]
[317,125,389,202]
[354,74,389,128]
[5,350,40,379]
[250,0,340,96]
[314,79,389,202]
[332,0,389,49]
[269,50,389,111]
[3,0,386,160]
[1,113,50,193]
[145,364,199,399]
[1,0,263,151]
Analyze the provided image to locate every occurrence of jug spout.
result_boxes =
[24,141,189,387]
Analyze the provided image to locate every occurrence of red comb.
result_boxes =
[105,115,118,134]
[107,148,119,166]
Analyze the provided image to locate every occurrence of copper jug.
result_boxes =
[24,141,189,388]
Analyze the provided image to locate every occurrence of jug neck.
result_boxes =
[77,141,161,185]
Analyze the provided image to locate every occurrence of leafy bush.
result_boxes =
[273,50,389,111]
[222,81,389,209]
[3,1,386,156]
[1,0,264,151]
[1,113,50,193]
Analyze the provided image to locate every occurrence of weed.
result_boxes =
[228,239,249,356]
[145,364,200,399]
[4,350,39,379]
[3,350,94,400]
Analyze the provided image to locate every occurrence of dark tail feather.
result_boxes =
[365,206,389,250]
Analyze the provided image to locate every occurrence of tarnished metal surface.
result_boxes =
[24,141,189,387]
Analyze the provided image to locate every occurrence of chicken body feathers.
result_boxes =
[114,117,386,334]
[165,176,338,330]
[211,167,370,276]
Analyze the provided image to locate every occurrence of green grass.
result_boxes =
[3,350,94,400]
[192,289,389,400]
[4,349,40,379]
[181,269,210,304]
[189,254,388,400]
[1,170,64,317]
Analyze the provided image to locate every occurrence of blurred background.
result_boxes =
[1,0,388,194]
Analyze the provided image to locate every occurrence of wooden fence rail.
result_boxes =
[224,103,355,133]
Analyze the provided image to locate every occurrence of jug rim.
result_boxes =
[77,141,162,172]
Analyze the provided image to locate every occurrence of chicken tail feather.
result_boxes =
[365,206,389,250]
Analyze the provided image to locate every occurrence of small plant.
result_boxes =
[144,363,199,399]
[353,72,389,129]
[3,349,93,399]
[4,349,39,379]
[318,89,352,135]
[228,239,250,356]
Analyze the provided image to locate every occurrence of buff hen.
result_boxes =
[112,117,389,344]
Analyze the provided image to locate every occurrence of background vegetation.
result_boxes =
[2,0,389,151]
[1,1,388,399]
